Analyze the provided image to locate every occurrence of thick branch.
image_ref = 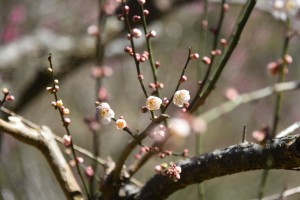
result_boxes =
[0,118,84,200]
[137,135,300,200]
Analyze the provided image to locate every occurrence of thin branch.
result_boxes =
[101,114,169,199]
[189,0,257,112]
[163,48,192,113]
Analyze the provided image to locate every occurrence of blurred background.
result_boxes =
[1,0,300,199]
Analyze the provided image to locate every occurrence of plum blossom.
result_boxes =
[173,89,190,107]
[97,102,115,124]
[146,96,162,110]
[269,0,300,21]
[116,118,127,129]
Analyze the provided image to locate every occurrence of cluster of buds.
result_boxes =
[134,145,174,160]
[69,157,84,167]
[190,53,200,60]
[155,163,182,182]
[211,49,222,56]
[124,46,134,56]
[91,66,113,79]
[51,99,71,126]
[135,51,149,62]
[46,78,60,94]
[1,88,15,105]
[267,54,292,76]
[149,124,166,141]
[149,81,164,92]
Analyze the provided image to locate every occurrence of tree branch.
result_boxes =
[0,118,84,200]
[136,135,300,200]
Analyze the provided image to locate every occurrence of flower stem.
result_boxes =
[47,54,89,198]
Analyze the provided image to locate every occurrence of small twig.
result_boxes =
[191,0,227,111]
[163,48,192,113]
[242,124,247,143]
[189,0,257,112]
[271,18,291,138]
[259,18,292,200]
[122,1,149,99]
[47,54,89,198]
[140,4,160,98]
[112,114,169,184]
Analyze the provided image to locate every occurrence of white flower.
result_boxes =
[146,96,162,110]
[97,102,115,124]
[116,119,127,129]
[269,0,300,20]
[173,89,190,107]
[168,118,191,138]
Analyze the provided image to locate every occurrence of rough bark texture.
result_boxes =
[136,135,300,200]
[0,118,84,200]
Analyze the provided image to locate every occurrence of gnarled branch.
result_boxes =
[136,135,300,200]
[0,118,84,200]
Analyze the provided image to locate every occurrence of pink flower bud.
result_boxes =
[63,135,72,146]
[132,15,141,22]
[220,38,227,47]
[202,56,211,65]
[284,54,293,64]
[155,61,160,68]
[190,53,199,59]
[131,28,142,38]
[123,5,130,15]
[87,25,99,37]
[143,9,149,16]
[138,74,144,80]
[5,95,15,102]
[85,166,94,177]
